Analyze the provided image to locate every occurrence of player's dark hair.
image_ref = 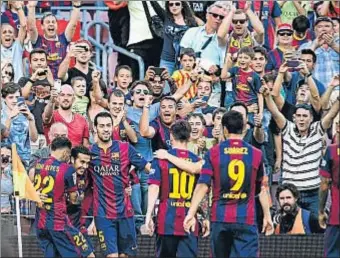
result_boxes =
[70,76,86,87]
[238,47,255,59]
[160,96,177,106]
[1,82,21,98]
[0,143,12,151]
[212,107,227,122]
[109,89,125,102]
[229,101,249,116]
[187,113,206,126]
[276,183,300,201]
[292,15,310,33]
[301,49,317,63]
[51,137,72,152]
[29,48,48,61]
[170,120,191,143]
[94,112,113,127]
[130,80,153,95]
[222,111,244,134]
[114,65,132,77]
[253,46,268,61]
[71,145,92,160]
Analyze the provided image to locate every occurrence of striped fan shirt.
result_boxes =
[281,121,325,191]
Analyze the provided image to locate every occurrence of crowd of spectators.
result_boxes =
[1,0,339,239]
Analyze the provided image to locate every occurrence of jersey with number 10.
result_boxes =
[198,139,264,225]
[148,148,201,236]
[34,157,77,231]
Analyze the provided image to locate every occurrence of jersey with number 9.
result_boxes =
[148,148,201,236]
[34,157,78,231]
[198,139,264,225]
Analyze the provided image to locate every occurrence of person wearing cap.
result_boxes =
[266,23,295,72]
[42,84,90,147]
[27,1,82,78]
[300,16,339,87]
[261,82,339,216]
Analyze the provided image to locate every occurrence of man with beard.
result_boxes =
[19,48,55,151]
[58,39,106,98]
[0,1,26,82]
[262,86,339,216]
[273,183,322,234]
[43,85,90,147]
[27,1,81,78]
[67,145,94,254]
[139,96,177,151]
[88,112,151,257]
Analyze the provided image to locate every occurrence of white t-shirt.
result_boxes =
[1,40,24,82]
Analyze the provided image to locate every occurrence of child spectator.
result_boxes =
[292,15,315,49]
[111,65,133,105]
[221,47,263,124]
[172,48,197,100]
[71,76,89,117]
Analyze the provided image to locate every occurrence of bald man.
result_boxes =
[42,85,90,147]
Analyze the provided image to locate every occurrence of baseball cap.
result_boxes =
[277,23,293,33]
[315,16,333,26]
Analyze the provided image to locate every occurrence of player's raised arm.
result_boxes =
[153,149,203,174]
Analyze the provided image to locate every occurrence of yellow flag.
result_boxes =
[12,144,42,204]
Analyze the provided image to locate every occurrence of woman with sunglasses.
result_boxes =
[1,61,14,84]
[160,1,198,76]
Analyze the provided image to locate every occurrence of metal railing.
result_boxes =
[50,6,145,84]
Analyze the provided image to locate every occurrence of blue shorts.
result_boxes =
[36,225,93,258]
[156,234,198,258]
[95,216,137,256]
[324,225,340,258]
[211,222,259,258]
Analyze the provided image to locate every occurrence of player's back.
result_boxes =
[204,139,263,225]
[34,157,77,231]
[149,148,200,236]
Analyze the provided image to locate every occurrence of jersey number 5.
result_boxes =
[169,168,195,199]
[33,175,55,203]
[228,160,245,191]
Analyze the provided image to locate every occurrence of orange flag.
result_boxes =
[12,144,42,204]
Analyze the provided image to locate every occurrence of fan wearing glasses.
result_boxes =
[266,24,295,72]
[217,5,264,61]
[27,1,82,78]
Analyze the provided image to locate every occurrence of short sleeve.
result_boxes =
[180,28,194,48]
[228,67,238,78]
[64,166,77,192]
[128,144,148,171]
[281,120,293,137]
[148,159,162,186]
[320,147,331,178]
[271,2,282,18]
[198,152,213,186]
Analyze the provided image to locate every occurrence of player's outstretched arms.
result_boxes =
[153,149,203,174]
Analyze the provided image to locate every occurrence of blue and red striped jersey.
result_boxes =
[67,172,93,234]
[198,139,264,225]
[266,48,284,72]
[34,157,77,231]
[148,148,201,236]
[292,29,315,49]
[33,33,70,78]
[229,67,262,105]
[150,119,172,151]
[89,141,147,219]
[320,144,340,226]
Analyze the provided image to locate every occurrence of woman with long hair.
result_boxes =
[160,1,198,75]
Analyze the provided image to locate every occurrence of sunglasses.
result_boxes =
[209,12,225,20]
[3,71,13,77]
[232,19,247,25]
[134,89,150,95]
[278,32,293,36]
[169,2,181,7]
